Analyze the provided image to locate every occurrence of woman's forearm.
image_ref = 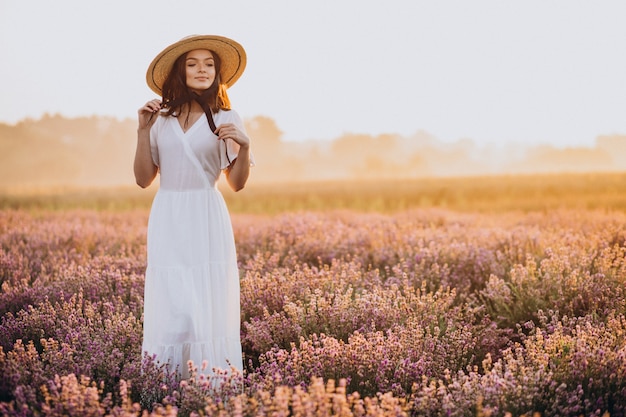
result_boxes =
[134,127,158,188]
[225,145,250,192]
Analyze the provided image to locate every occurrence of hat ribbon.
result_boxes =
[165,89,231,165]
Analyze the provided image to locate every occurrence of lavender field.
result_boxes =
[1,178,626,416]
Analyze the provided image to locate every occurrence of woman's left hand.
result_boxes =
[214,123,250,149]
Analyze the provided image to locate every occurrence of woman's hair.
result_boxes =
[161,50,231,116]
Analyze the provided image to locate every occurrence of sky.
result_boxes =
[1,0,625,148]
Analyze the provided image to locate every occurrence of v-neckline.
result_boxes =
[176,113,205,136]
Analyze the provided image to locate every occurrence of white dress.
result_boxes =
[142,109,246,379]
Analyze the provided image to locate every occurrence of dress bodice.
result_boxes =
[149,110,243,190]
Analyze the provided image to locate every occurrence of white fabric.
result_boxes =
[142,109,247,379]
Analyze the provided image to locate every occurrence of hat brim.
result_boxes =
[146,35,246,95]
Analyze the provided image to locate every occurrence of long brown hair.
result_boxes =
[161,50,231,116]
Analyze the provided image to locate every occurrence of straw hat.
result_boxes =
[146,34,246,95]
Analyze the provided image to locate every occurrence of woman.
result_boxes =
[134,35,252,379]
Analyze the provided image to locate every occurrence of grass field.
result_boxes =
[2,172,626,213]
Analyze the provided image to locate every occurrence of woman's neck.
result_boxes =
[178,101,205,131]
[186,100,204,114]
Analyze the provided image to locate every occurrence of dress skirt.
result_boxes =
[142,186,243,379]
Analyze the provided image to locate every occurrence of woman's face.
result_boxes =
[185,49,217,93]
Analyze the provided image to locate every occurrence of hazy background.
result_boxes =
[1,114,625,189]
[1,0,626,188]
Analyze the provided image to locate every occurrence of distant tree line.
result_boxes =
[1,113,625,189]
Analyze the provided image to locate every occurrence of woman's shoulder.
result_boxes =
[149,113,175,134]
[155,113,179,127]
[216,108,241,121]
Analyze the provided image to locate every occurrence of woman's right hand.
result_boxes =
[138,99,162,130]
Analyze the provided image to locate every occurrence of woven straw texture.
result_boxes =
[146,35,246,95]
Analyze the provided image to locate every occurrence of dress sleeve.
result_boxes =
[149,116,160,167]
[220,110,256,170]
